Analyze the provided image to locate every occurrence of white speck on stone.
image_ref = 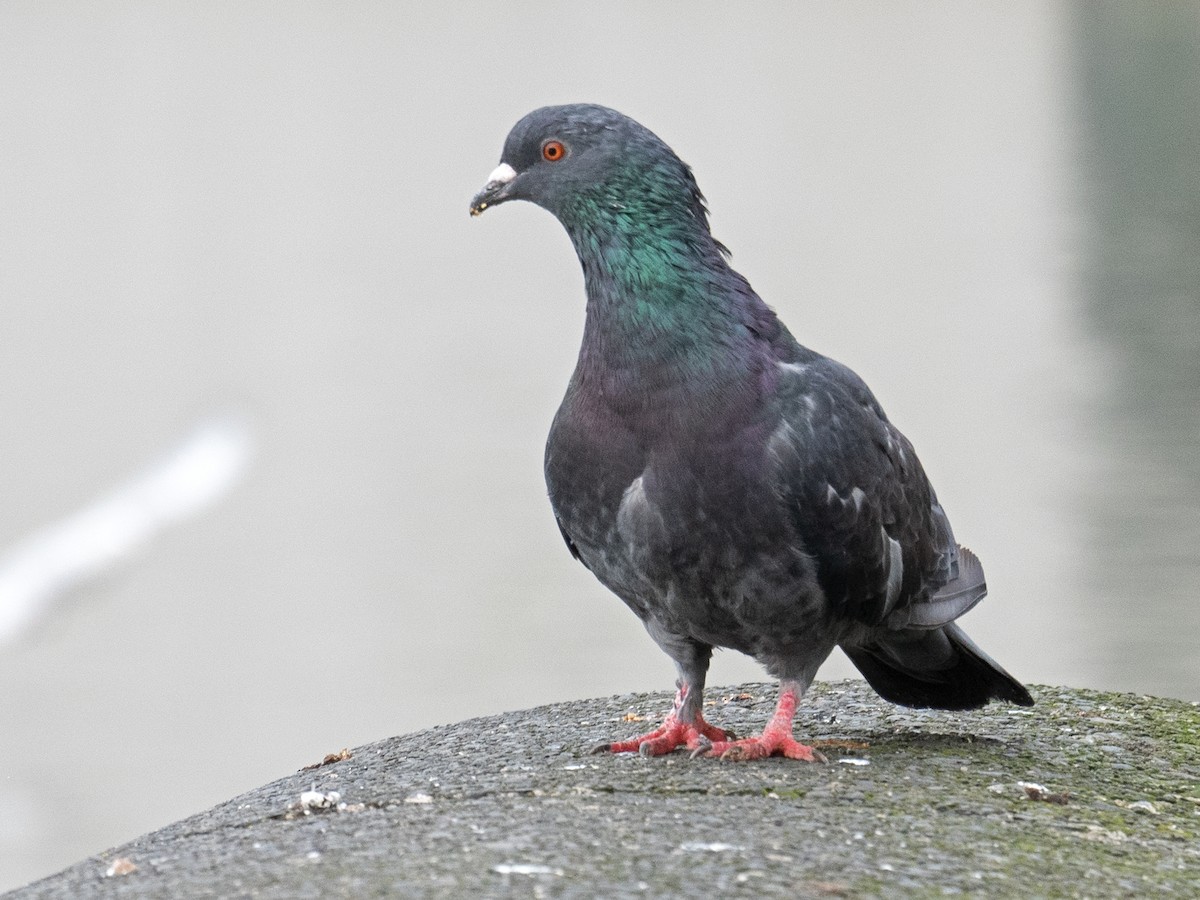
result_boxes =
[493,863,562,876]
[679,842,739,853]
[300,789,341,810]
[1128,800,1159,814]
[838,757,870,766]
[306,851,321,860]
[404,792,434,804]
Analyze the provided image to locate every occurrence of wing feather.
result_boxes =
[770,357,976,627]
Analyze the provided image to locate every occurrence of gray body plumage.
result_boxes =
[546,336,1024,710]
[473,104,1032,735]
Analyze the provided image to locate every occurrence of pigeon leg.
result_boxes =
[698,681,826,762]
[595,679,731,757]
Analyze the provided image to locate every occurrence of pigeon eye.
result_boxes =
[541,140,566,162]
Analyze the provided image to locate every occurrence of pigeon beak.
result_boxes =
[469,163,518,217]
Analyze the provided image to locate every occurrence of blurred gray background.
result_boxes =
[2,1,1197,891]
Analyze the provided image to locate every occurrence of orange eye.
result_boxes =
[542,140,566,162]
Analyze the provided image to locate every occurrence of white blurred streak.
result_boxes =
[0,418,253,645]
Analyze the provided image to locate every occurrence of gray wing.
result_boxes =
[768,356,985,629]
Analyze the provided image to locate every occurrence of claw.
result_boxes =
[711,736,826,762]
[688,735,713,759]
[589,741,614,755]
[701,681,825,762]
[597,715,731,757]
[593,681,741,757]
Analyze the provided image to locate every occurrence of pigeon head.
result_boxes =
[471,105,757,376]
[470,104,716,244]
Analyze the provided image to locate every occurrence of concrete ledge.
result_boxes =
[12,681,1200,898]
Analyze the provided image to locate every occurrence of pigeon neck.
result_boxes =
[565,216,762,394]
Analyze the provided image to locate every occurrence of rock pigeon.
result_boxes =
[470,104,1033,761]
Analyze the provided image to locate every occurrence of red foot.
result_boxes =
[701,732,826,762]
[597,714,732,757]
[697,681,826,762]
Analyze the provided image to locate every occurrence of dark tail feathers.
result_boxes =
[843,622,1034,710]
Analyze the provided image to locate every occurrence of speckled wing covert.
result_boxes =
[767,354,984,630]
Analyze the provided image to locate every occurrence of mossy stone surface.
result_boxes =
[13,681,1200,898]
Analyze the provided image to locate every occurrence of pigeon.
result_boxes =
[470,104,1033,761]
